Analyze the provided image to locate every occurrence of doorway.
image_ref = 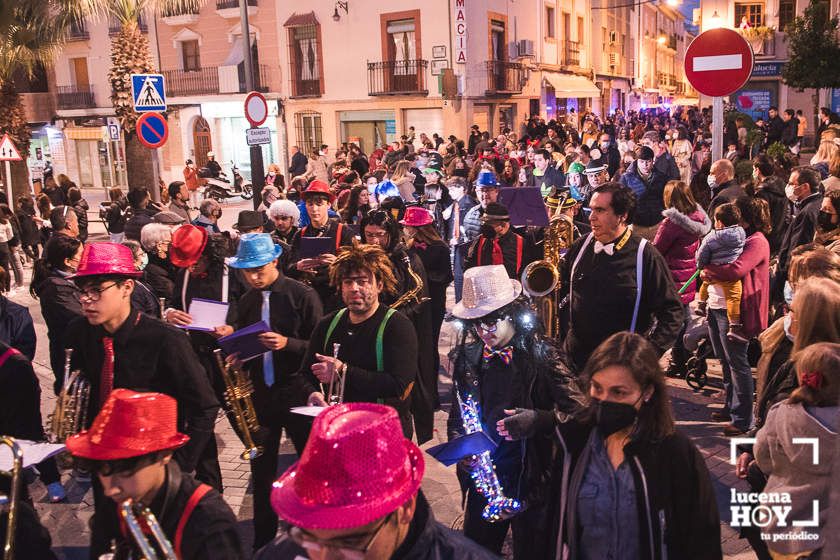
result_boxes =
[193,117,212,168]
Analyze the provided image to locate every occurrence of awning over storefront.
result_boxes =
[672,97,700,106]
[63,127,105,140]
[543,73,600,98]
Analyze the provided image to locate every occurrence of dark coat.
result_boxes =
[123,206,159,241]
[754,175,789,256]
[0,341,46,441]
[144,253,176,301]
[288,151,308,176]
[619,161,668,227]
[34,272,83,392]
[551,420,722,560]
[708,179,745,218]
[15,208,40,246]
[0,296,36,360]
[776,191,822,290]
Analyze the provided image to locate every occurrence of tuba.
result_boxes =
[1,437,22,560]
[119,499,176,560]
[48,349,91,442]
[521,215,574,338]
[213,350,263,460]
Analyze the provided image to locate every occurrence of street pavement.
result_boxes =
[6,191,755,559]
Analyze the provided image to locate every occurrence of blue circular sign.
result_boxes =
[135,112,168,149]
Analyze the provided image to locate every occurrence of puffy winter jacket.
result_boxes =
[619,161,668,227]
[653,205,711,303]
[696,225,746,267]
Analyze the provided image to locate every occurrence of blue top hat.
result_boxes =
[228,233,283,269]
[475,169,499,188]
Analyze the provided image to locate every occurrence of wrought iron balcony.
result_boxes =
[56,85,95,109]
[367,59,428,96]
[564,41,580,67]
[162,64,271,96]
[216,0,256,8]
[484,60,525,95]
[68,21,89,41]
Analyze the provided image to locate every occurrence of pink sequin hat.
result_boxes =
[70,242,144,278]
[270,402,424,529]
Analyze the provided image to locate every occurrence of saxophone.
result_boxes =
[520,215,574,338]
[48,349,91,442]
[391,251,429,309]
[455,385,522,522]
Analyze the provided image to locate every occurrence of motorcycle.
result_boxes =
[199,161,254,201]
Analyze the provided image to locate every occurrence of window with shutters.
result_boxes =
[734,3,764,27]
[778,0,795,31]
[295,111,323,155]
[287,24,323,97]
[181,40,201,72]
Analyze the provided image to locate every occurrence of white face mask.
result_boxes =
[449,186,464,200]
[707,175,717,189]
[785,184,798,202]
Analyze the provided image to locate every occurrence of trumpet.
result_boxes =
[48,349,91,442]
[213,350,263,460]
[326,343,345,406]
[1,437,22,560]
[119,499,176,560]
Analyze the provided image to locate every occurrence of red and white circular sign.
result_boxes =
[244,91,268,127]
[685,28,754,97]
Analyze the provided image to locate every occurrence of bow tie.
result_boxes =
[413,241,428,250]
[593,241,615,255]
[483,345,513,365]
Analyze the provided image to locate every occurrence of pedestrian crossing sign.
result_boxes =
[131,74,167,112]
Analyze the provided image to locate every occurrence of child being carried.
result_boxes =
[696,202,748,343]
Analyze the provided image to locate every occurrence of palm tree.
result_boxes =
[0,0,75,199]
[78,0,203,193]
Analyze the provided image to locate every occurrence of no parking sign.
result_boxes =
[135,112,168,149]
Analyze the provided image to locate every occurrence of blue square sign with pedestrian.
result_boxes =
[131,74,166,112]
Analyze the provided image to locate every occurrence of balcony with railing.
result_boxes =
[163,64,272,97]
[216,0,257,18]
[484,61,524,95]
[68,21,89,41]
[162,5,200,25]
[109,16,147,35]
[564,41,580,67]
[57,85,95,109]
[367,60,428,96]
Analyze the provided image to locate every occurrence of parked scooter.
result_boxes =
[199,161,253,201]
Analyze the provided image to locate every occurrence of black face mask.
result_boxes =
[453,167,468,178]
[818,210,838,231]
[590,397,639,437]
[480,223,497,238]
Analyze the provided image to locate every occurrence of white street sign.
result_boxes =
[246,127,272,146]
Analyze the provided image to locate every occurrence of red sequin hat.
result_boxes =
[399,206,434,227]
[170,224,208,268]
[271,403,424,529]
[66,389,189,460]
[70,242,144,279]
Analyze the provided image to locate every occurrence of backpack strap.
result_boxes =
[323,308,348,354]
[630,239,647,332]
[0,347,20,368]
[376,308,396,372]
[174,484,213,559]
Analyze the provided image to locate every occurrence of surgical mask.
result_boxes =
[707,175,717,189]
[783,280,794,305]
[479,223,497,238]
[590,397,639,437]
[449,186,464,200]
[138,253,149,271]
[785,184,798,202]
[817,210,837,231]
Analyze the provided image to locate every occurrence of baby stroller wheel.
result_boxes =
[685,356,708,390]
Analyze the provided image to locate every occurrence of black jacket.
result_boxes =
[560,232,684,371]
[447,335,585,509]
[286,220,355,311]
[288,151,308,176]
[144,253,177,301]
[754,176,789,256]
[254,492,499,560]
[708,179,745,218]
[551,421,722,560]
[464,228,535,280]
[776,191,822,293]
[91,461,242,560]
[619,161,668,227]
[15,208,40,246]
[34,272,83,392]
[766,115,785,145]
[65,309,220,473]
[0,341,46,442]
[123,206,159,241]
[0,296,36,360]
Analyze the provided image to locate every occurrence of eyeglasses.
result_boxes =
[78,282,119,302]
[288,513,393,560]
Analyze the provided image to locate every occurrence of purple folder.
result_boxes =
[498,187,550,227]
[425,431,498,467]
[217,320,270,362]
[299,236,335,258]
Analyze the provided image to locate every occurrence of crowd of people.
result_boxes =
[0,103,839,560]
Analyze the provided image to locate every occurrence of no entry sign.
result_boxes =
[244,91,268,127]
[135,112,169,149]
[685,28,754,97]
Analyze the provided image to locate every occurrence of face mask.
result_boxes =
[785,184,798,202]
[599,142,610,150]
[783,280,794,305]
[783,313,795,341]
[454,168,468,178]
[707,175,717,189]
[479,223,497,238]
[817,210,837,231]
[138,253,149,271]
[449,186,464,200]
[590,397,639,437]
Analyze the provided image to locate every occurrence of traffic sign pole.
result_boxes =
[4,161,11,202]
[712,97,724,162]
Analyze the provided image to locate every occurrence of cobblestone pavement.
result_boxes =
[5,200,756,559]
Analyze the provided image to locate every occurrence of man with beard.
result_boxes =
[291,241,419,437]
[359,209,437,443]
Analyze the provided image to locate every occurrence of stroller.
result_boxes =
[683,300,714,390]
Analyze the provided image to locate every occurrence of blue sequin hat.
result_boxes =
[227,233,282,269]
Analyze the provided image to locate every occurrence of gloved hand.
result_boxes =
[496,408,554,440]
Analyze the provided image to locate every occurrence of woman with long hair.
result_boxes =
[0,204,25,291]
[36,193,52,246]
[546,332,721,559]
[30,235,83,393]
[339,185,371,225]
[390,160,415,202]
[16,195,41,262]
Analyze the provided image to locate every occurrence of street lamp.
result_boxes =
[332,1,348,22]
[657,35,667,45]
